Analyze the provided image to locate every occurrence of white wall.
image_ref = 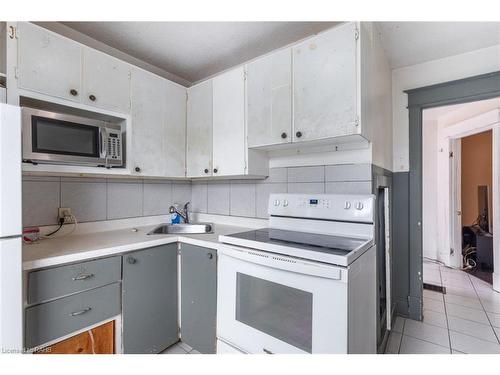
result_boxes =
[392,44,500,172]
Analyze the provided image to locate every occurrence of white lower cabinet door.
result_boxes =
[131,68,167,177]
[186,80,213,178]
[246,48,292,147]
[293,22,358,142]
[164,81,186,178]
[83,47,131,113]
[212,67,246,177]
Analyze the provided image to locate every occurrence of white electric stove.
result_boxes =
[216,193,377,354]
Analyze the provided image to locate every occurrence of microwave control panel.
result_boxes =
[107,131,122,163]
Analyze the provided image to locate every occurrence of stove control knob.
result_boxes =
[344,201,351,209]
[283,200,289,207]
[274,199,280,207]
[355,202,364,210]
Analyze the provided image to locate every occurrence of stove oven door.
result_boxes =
[217,244,349,354]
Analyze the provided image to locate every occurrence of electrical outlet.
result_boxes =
[58,207,72,222]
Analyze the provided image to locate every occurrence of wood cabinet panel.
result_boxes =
[36,321,114,354]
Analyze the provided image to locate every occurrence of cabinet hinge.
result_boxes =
[354,115,359,127]
[14,67,19,79]
[449,151,454,158]
[186,91,188,102]
[450,247,454,255]
[407,295,411,308]
[354,27,359,41]
[243,70,247,81]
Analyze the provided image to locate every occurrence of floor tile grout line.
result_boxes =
[440,266,453,353]
[401,333,451,350]
[468,270,500,345]
[446,327,500,344]
[397,318,406,354]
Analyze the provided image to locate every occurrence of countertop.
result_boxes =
[22,223,252,271]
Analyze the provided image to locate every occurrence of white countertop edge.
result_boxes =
[23,232,250,271]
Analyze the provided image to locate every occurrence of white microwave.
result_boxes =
[22,107,123,168]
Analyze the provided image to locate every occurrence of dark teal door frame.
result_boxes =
[403,71,500,321]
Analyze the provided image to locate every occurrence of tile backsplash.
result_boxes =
[22,176,191,227]
[22,164,374,227]
[191,164,373,219]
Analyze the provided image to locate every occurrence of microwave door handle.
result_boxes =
[99,128,106,159]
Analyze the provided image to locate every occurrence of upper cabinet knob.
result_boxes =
[89,94,96,102]
[281,132,287,139]
[356,202,364,210]
[213,168,218,174]
[135,167,141,172]
[295,131,303,138]
[70,89,78,96]
[204,168,209,174]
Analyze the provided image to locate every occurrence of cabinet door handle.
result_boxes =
[295,131,302,138]
[135,167,141,173]
[70,89,78,96]
[89,94,96,102]
[281,132,287,139]
[72,273,94,281]
[213,168,218,174]
[69,307,92,317]
[127,256,137,264]
[263,348,273,354]
[207,253,213,260]
[204,168,209,174]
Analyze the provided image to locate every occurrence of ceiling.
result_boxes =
[61,22,337,84]
[59,22,500,85]
[376,22,500,69]
[424,97,500,126]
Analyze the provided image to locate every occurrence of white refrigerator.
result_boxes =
[0,103,23,353]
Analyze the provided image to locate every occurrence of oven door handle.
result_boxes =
[218,245,344,281]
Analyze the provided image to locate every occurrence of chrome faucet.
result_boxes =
[169,202,190,224]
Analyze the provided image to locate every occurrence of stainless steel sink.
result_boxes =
[148,223,214,235]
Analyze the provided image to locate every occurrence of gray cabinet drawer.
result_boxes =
[28,256,121,304]
[25,282,120,349]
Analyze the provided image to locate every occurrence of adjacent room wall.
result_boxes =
[461,130,493,227]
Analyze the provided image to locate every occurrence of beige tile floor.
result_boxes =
[386,260,500,354]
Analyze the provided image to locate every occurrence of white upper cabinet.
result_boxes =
[83,48,131,113]
[293,22,358,142]
[186,80,213,178]
[164,80,187,178]
[17,22,82,102]
[246,48,292,148]
[212,67,246,177]
[131,68,187,178]
[131,68,168,177]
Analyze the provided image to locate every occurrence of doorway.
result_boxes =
[422,99,498,288]
[401,71,500,321]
